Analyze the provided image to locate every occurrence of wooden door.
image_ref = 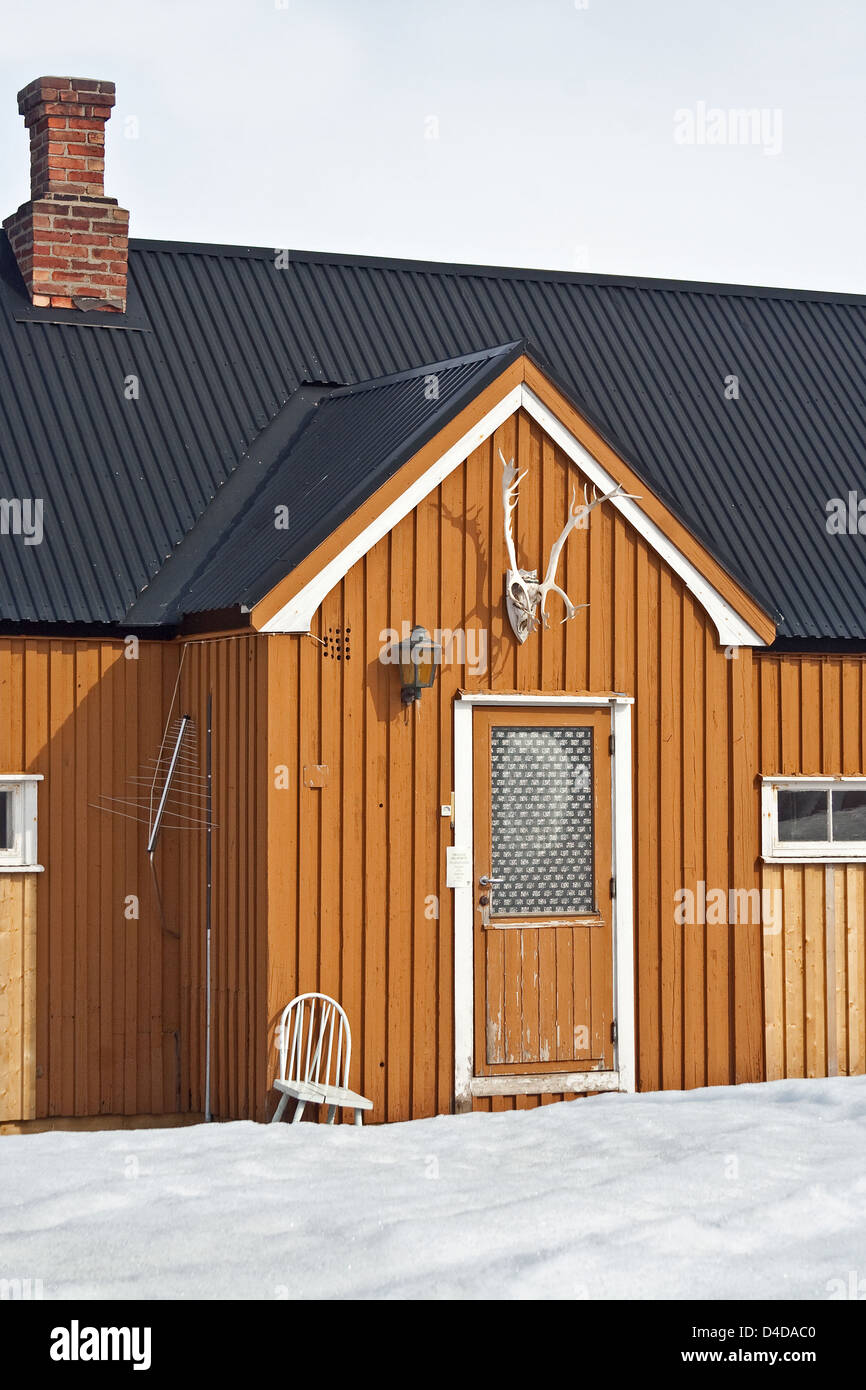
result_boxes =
[472,707,614,1075]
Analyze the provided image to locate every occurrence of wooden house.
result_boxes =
[1,76,865,1131]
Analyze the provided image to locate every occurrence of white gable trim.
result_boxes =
[259,382,767,647]
[520,387,765,647]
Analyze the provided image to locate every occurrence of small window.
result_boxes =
[0,788,10,850]
[762,778,866,861]
[0,776,43,870]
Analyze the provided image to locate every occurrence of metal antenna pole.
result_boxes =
[147,714,191,855]
[205,692,213,1123]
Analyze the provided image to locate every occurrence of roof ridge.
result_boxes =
[326,342,523,397]
[126,237,866,305]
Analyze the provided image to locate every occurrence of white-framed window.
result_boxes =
[762,776,866,862]
[0,775,43,871]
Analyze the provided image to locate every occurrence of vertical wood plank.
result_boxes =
[762,865,785,1080]
[730,648,763,1083]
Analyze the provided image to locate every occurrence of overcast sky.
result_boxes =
[1,0,864,291]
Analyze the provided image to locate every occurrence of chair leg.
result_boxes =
[292,1099,306,1124]
[354,1108,363,1127]
[271,1094,289,1124]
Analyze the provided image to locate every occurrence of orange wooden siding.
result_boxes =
[759,656,866,1080]
[4,421,866,1128]
[0,874,36,1122]
[176,636,270,1121]
[0,635,268,1125]
[0,638,183,1120]
[264,407,766,1120]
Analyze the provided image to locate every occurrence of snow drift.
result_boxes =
[1,1077,865,1300]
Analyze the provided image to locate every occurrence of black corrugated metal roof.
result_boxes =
[128,345,521,623]
[2,233,866,638]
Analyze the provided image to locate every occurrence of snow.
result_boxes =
[1,1076,865,1300]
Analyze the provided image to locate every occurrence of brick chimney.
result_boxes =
[3,77,129,312]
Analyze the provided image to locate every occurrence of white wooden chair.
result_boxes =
[271,992,373,1126]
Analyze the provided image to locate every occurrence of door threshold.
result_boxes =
[470,1071,622,1097]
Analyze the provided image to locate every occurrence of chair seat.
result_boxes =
[274,1078,373,1110]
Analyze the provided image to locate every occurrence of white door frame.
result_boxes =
[452,692,635,1109]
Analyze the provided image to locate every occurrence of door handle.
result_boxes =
[479,874,504,887]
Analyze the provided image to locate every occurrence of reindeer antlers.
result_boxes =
[499,448,527,579]
[536,479,640,627]
[536,484,586,627]
[579,479,641,518]
[500,448,641,639]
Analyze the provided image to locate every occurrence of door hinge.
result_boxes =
[609,733,615,755]
[611,1020,618,1045]
[610,875,616,899]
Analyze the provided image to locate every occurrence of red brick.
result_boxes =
[73,78,115,96]
[48,296,76,308]
[28,117,64,136]
[68,231,109,246]
[42,100,83,117]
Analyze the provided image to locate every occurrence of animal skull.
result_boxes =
[500,448,639,643]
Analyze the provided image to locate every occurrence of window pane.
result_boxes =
[777,789,829,842]
[490,725,594,915]
[0,790,10,850]
[831,789,866,842]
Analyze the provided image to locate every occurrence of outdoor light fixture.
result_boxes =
[397,625,441,705]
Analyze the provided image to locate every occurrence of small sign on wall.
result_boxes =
[446,846,472,889]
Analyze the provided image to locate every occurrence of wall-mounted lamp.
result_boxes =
[397,625,441,705]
